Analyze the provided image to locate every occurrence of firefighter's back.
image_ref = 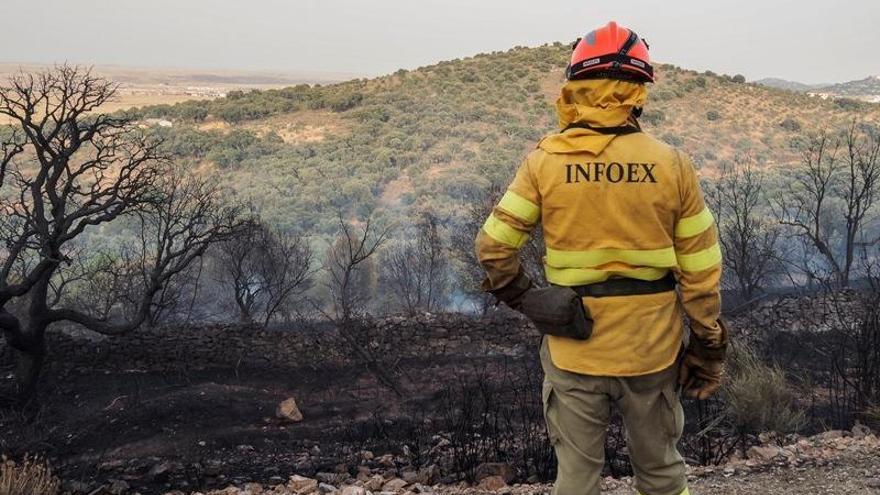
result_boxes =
[524,131,693,375]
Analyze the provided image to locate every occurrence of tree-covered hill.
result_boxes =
[123,43,880,235]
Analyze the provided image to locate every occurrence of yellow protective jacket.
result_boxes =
[475,79,723,377]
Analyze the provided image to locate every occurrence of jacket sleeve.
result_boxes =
[475,153,542,297]
[673,152,726,356]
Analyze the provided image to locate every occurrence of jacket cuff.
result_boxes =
[690,318,728,360]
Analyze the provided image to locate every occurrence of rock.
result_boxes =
[401,469,419,483]
[852,422,872,439]
[365,475,386,491]
[276,397,304,422]
[382,477,409,492]
[356,466,372,481]
[747,445,781,462]
[340,486,366,495]
[148,461,181,482]
[243,482,264,494]
[866,478,880,488]
[475,462,516,483]
[477,475,507,491]
[289,475,319,494]
[62,480,92,494]
[316,472,339,484]
[377,454,396,467]
[417,464,441,485]
[318,482,337,493]
[818,430,846,441]
[108,479,131,495]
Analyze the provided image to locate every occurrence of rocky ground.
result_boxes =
[64,425,877,495]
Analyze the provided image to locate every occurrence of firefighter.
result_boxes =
[475,21,726,495]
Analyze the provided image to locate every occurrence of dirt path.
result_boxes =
[438,456,880,495]
[189,447,879,495]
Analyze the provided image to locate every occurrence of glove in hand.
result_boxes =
[488,270,533,311]
[679,319,728,400]
[678,348,724,400]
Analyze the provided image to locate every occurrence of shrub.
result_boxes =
[835,98,862,111]
[724,345,806,435]
[706,110,721,121]
[732,74,746,83]
[780,118,802,132]
[651,88,676,101]
[662,133,684,146]
[0,455,60,495]
[641,109,666,125]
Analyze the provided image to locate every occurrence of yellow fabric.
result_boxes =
[677,243,722,272]
[675,207,715,238]
[475,79,723,376]
[482,213,528,248]
[539,79,648,156]
[497,190,540,223]
[546,246,677,269]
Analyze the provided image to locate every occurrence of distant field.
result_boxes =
[0,62,362,122]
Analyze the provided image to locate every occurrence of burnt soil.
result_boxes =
[1,345,537,494]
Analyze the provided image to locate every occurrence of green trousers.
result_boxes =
[541,339,688,495]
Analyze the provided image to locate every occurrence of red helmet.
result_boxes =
[566,21,654,83]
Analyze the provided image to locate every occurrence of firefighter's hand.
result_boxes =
[678,347,724,400]
[488,270,533,311]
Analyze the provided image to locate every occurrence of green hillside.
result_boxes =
[124,43,880,235]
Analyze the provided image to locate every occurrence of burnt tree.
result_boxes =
[381,213,450,315]
[777,123,880,287]
[705,159,781,301]
[0,66,247,399]
[215,220,313,326]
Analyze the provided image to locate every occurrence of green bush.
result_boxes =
[780,118,802,132]
[835,98,862,111]
[641,109,666,125]
[706,110,721,121]
[662,133,684,146]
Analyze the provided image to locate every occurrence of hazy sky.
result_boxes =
[2,0,879,84]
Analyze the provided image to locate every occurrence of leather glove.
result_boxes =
[487,270,532,311]
[679,320,728,400]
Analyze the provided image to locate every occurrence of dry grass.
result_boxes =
[0,455,60,495]
[723,344,807,434]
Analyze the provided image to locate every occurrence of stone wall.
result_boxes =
[728,290,862,340]
[31,313,539,372]
[0,290,868,373]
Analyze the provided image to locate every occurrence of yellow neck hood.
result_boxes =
[539,79,648,155]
